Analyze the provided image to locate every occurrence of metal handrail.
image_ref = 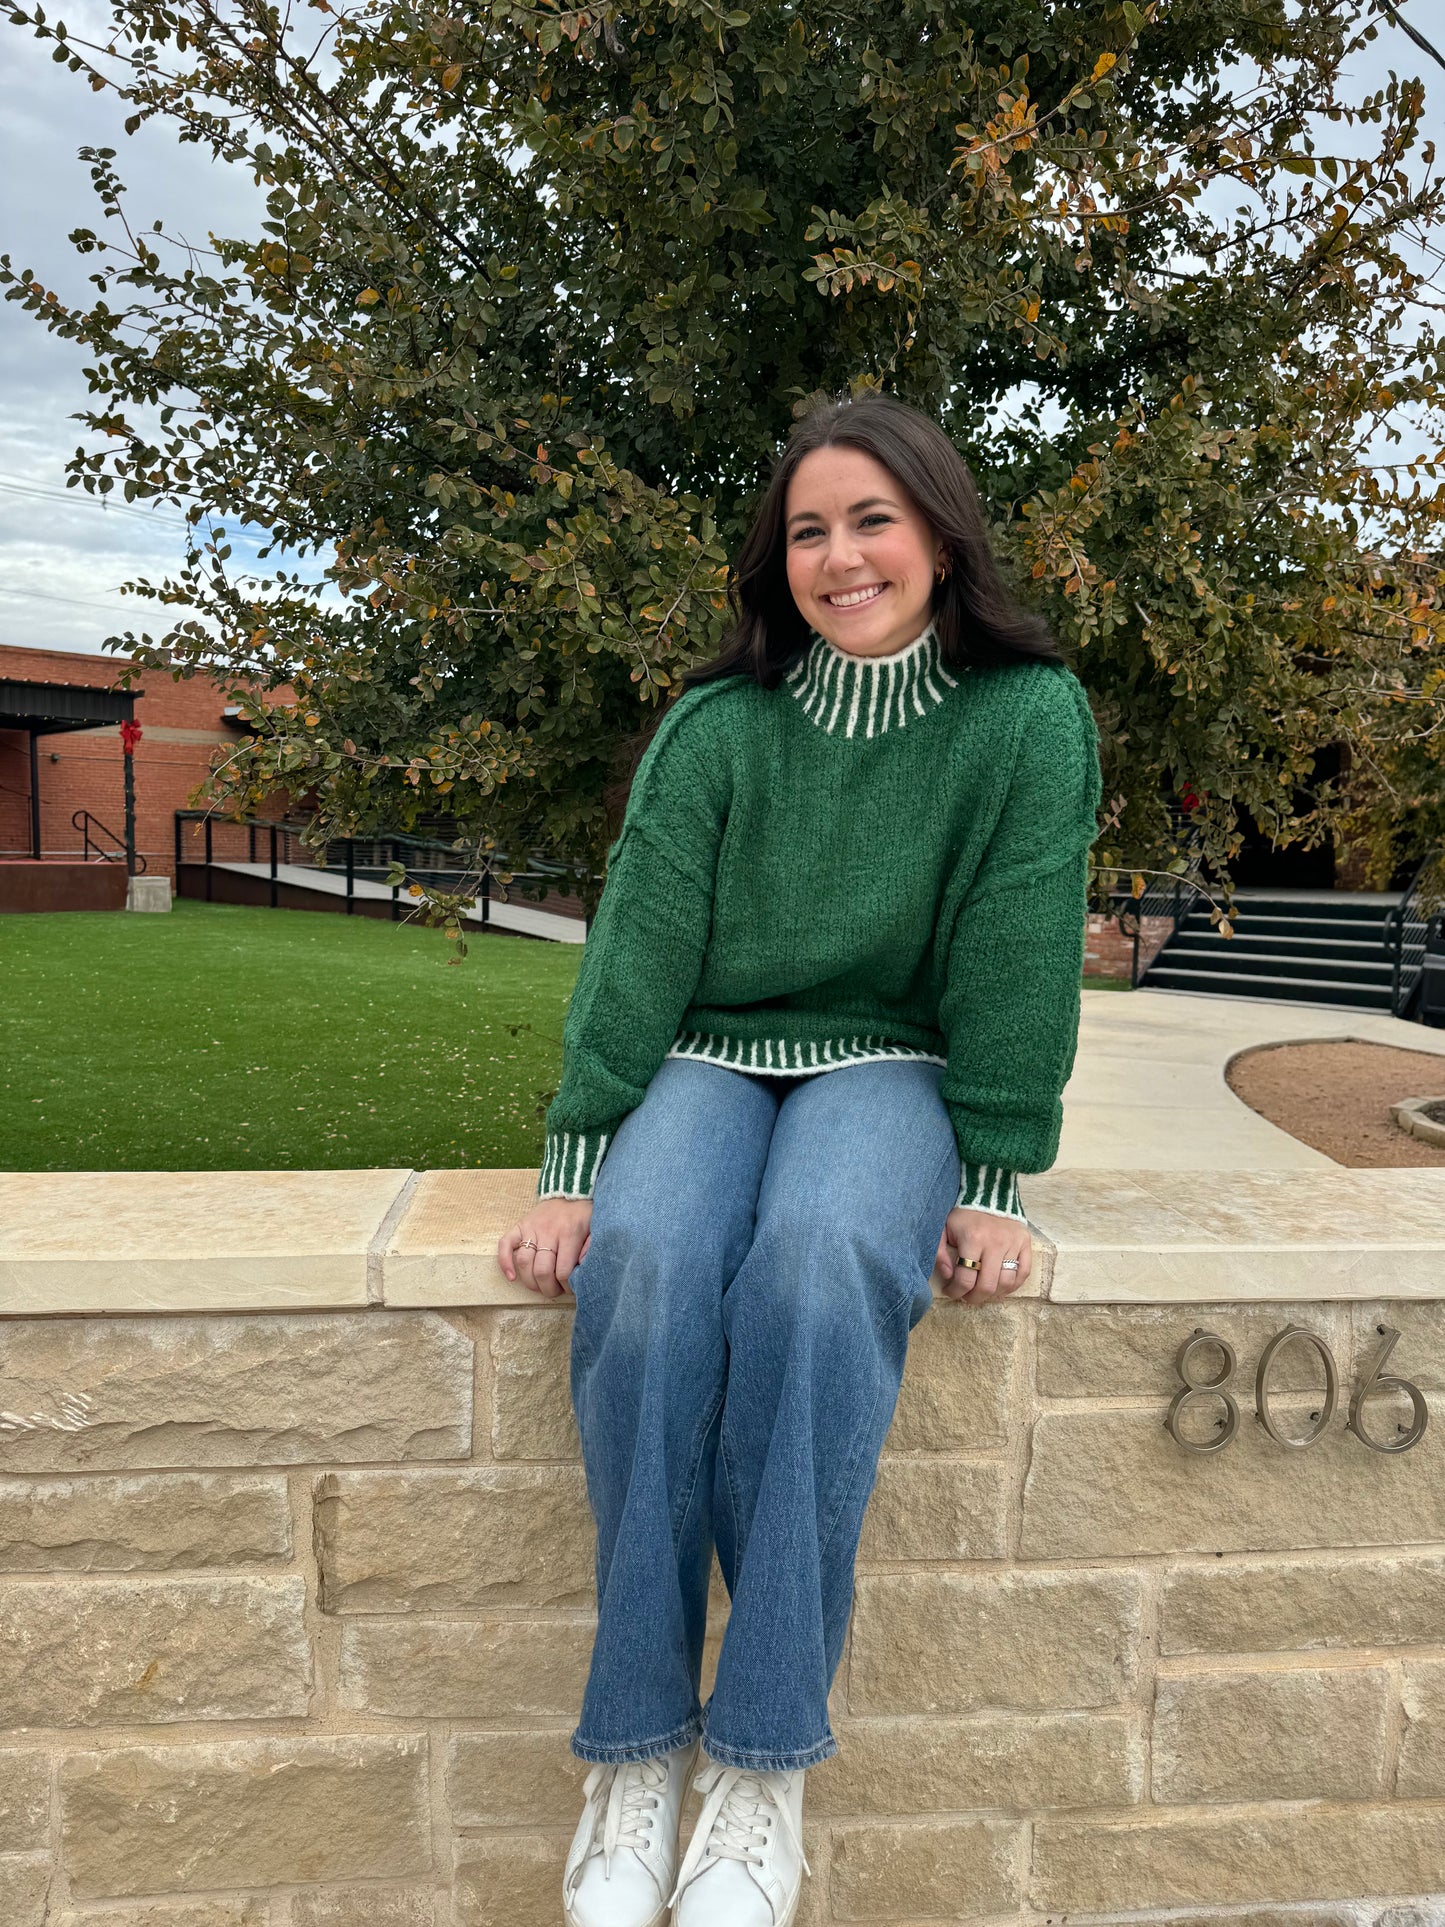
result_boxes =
[72,809,148,875]
[173,810,592,924]
[1094,811,1212,987]
[1122,875,1210,988]
[1386,855,1434,1019]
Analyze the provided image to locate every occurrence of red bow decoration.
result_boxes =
[119,719,143,754]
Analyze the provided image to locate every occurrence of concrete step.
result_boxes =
[1218,889,1403,920]
[1141,964,1395,1009]
[1169,930,1394,967]
[1179,910,1396,946]
[1156,947,1392,986]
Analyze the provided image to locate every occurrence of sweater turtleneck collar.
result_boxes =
[782,620,958,739]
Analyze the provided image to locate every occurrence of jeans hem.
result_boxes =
[570,1710,704,1764]
[701,1728,839,1772]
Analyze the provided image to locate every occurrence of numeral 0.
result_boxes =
[1166,1325,1428,1455]
[1255,1325,1338,1449]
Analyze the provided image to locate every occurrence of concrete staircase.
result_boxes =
[1141,889,1404,1011]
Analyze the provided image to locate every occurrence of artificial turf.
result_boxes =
[1,899,581,1172]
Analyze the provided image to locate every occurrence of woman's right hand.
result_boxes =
[497,1199,594,1299]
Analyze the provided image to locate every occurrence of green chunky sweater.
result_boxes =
[538,620,1101,1224]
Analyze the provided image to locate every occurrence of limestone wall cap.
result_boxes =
[3,1166,1445,1317]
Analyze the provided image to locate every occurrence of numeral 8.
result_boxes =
[1165,1330,1239,1454]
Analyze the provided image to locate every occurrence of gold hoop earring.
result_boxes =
[934,561,950,585]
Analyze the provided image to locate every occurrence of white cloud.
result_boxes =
[1,2,266,653]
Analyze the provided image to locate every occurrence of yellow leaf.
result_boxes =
[441,63,463,89]
[357,289,381,306]
[1091,52,1117,80]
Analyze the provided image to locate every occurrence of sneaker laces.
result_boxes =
[667,1761,811,1911]
[568,1756,669,1893]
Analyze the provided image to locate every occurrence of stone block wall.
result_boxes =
[5,1297,1445,1924]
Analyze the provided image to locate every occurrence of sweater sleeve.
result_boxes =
[937,666,1101,1218]
[537,692,730,1200]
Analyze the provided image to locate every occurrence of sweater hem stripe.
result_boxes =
[666,1031,947,1075]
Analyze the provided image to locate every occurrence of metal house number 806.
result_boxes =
[1166,1325,1430,1455]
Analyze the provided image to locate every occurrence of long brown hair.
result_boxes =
[603,392,1060,829]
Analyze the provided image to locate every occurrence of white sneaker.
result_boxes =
[668,1758,812,1927]
[563,1740,700,1927]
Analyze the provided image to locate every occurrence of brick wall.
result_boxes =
[1084,909,1173,981]
[0,643,249,879]
[4,1294,1445,1923]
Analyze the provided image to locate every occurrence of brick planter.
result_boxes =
[0,859,128,912]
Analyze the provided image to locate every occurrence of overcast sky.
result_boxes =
[2,5,1442,657]
[1,0,271,659]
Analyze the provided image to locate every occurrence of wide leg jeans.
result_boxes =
[567,1055,960,1772]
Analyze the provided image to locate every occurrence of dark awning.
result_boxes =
[0,678,137,734]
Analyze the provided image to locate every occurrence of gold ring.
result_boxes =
[957,1256,981,1270]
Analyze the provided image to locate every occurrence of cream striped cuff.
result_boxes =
[538,1130,612,1199]
[956,1162,1025,1222]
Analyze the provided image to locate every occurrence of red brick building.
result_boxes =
[0,643,250,882]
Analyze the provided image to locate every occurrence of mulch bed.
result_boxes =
[1225,1039,1445,1167]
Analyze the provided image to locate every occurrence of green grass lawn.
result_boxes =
[2,900,580,1171]
[3,899,1125,1172]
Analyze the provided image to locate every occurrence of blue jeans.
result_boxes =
[567,1055,960,1772]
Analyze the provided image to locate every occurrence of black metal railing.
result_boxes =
[1121,875,1208,987]
[73,809,148,874]
[1386,856,1435,1019]
[1093,812,1212,987]
[173,811,587,929]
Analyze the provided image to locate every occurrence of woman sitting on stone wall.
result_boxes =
[497,390,1101,1927]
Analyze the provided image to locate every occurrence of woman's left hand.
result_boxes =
[935,1207,1031,1304]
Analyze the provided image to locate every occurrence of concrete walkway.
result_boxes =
[1061,986,1445,1171]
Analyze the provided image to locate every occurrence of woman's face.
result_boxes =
[784,444,943,657]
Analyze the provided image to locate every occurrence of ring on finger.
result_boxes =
[957,1256,982,1271]
[1000,1259,1020,1270]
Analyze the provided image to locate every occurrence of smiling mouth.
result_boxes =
[822,583,887,609]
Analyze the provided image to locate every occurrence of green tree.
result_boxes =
[6,0,1445,908]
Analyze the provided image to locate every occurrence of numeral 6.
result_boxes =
[1348,1325,1429,1455]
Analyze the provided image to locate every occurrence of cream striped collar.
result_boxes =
[782,621,958,738]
